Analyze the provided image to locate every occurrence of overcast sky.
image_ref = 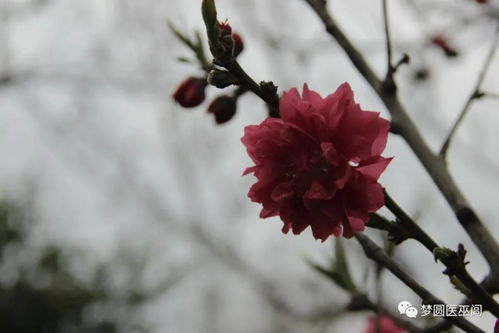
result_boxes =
[0,0,498,332]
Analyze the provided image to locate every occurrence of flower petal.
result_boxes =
[356,157,393,181]
[304,180,336,200]
[320,142,339,166]
[302,83,323,105]
[242,83,391,241]
[271,182,294,202]
[242,166,258,176]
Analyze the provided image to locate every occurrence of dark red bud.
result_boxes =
[414,68,430,82]
[218,21,232,34]
[494,319,499,333]
[232,33,244,57]
[431,36,458,58]
[431,36,449,49]
[207,96,237,124]
[172,77,207,108]
[215,21,236,60]
[215,21,244,59]
[474,0,487,4]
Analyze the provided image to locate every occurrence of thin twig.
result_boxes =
[382,0,393,73]
[383,191,499,317]
[423,275,499,332]
[355,233,485,333]
[380,1,409,80]
[25,104,340,325]
[217,58,280,117]
[440,23,499,158]
[381,0,399,95]
[482,91,499,99]
[303,0,499,279]
[190,223,349,323]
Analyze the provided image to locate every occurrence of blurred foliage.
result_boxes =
[0,202,148,333]
[307,238,357,293]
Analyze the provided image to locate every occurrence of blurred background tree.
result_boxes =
[0,202,151,333]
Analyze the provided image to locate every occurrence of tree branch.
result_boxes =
[222,58,280,117]
[440,23,499,158]
[355,233,485,333]
[383,191,499,317]
[303,0,499,279]
[382,0,393,75]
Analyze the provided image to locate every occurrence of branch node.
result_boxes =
[388,121,403,135]
[381,76,397,95]
[393,53,410,73]
[473,90,485,99]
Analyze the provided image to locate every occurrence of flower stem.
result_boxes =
[222,58,280,117]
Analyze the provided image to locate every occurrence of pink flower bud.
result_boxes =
[208,96,237,124]
[232,33,244,57]
[172,77,207,108]
[365,315,406,333]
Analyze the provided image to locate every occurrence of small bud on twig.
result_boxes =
[431,36,459,58]
[259,81,278,101]
[172,77,207,108]
[232,33,244,57]
[207,69,240,88]
[208,95,237,124]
